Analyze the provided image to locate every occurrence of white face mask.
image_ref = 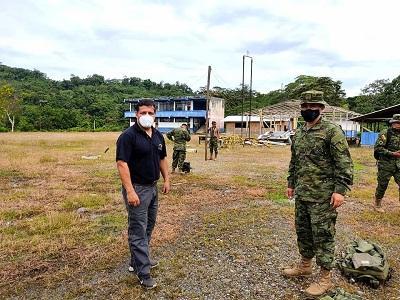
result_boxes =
[138,114,154,128]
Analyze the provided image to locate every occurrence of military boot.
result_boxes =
[374,197,385,213]
[282,257,312,277]
[305,267,334,297]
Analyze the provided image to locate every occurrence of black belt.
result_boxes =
[133,181,157,186]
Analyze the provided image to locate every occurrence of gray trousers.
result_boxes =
[122,183,158,276]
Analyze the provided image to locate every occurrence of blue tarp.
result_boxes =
[344,130,357,138]
[361,132,379,146]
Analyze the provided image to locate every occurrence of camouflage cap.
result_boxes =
[389,114,400,124]
[300,90,327,106]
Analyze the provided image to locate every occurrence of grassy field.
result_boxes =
[0,132,399,299]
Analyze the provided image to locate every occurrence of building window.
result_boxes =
[175,101,187,111]
[158,102,174,111]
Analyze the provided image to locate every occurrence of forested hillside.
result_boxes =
[0,64,193,132]
[1,63,400,132]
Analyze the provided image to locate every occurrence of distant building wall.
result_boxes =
[208,97,225,131]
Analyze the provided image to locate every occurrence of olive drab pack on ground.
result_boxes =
[337,240,391,288]
[373,128,393,160]
[320,288,362,300]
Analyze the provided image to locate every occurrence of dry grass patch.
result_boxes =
[1,134,400,299]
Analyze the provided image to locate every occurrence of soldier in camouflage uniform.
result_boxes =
[373,114,400,212]
[283,90,353,297]
[208,121,220,160]
[166,123,191,173]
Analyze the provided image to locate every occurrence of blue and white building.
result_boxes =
[124,96,225,133]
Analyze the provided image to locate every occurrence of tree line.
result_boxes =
[1,63,400,132]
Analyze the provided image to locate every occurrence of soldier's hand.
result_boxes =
[127,190,140,207]
[162,180,171,194]
[392,151,400,158]
[330,192,344,208]
[287,188,295,199]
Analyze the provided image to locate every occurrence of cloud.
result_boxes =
[1,0,400,96]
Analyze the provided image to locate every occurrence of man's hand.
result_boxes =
[330,192,344,208]
[127,190,140,207]
[392,151,400,158]
[287,187,294,199]
[162,180,171,194]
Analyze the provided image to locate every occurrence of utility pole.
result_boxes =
[242,54,253,139]
[241,56,245,138]
[205,66,211,161]
[248,56,253,139]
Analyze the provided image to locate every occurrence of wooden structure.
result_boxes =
[251,100,361,138]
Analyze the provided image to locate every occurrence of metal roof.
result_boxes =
[223,115,290,122]
[350,103,400,122]
[123,96,208,103]
[252,100,361,119]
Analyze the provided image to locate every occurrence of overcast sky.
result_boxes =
[1,0,400,96]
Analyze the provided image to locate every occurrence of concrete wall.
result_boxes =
[225,121,290,136]
[208,97,225,130]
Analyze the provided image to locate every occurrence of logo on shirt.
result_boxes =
[158,144,163,151]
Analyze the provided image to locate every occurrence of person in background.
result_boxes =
[373,113,400,212]
[166,123,191,173]
[116,99,170,289]
[208,121,220,160]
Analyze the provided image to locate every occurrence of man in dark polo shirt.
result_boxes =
[116,99,170,289]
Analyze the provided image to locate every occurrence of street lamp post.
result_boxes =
[241,54,253,139]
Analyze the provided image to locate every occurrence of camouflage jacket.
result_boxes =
[288,118,353,202]
[208,127,220,139]
[374,128,400,160]
[166,128,191,151]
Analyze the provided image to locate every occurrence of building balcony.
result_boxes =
[124,110,206,118]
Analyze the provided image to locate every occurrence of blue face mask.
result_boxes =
[301,109,320,122]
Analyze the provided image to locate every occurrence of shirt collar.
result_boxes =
[301,117,323,132]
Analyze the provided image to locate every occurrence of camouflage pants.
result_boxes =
[295,200,338,270]
[375,159,400,199]
[172,150,186,170]
[209,137,218,155]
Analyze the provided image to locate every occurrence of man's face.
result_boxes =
[300,103,324,112]
[136,105,155,118]
[212,123,216,128]
[391,122,400,130]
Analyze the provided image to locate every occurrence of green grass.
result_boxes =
[62,193,109,210]
[0,208,43,222]
[39,155,59,163]
[232,175,258,187]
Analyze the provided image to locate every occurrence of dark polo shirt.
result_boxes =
[116,123,167,185]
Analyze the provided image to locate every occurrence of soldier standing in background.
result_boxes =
[208,121,220,160]
[167,123,191,173]
[283,90,353,297]
[373,114,400,212]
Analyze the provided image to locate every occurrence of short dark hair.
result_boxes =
[134,99,157,112]
[212,121,216,124]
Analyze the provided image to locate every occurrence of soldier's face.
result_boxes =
[392,123,400,130]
